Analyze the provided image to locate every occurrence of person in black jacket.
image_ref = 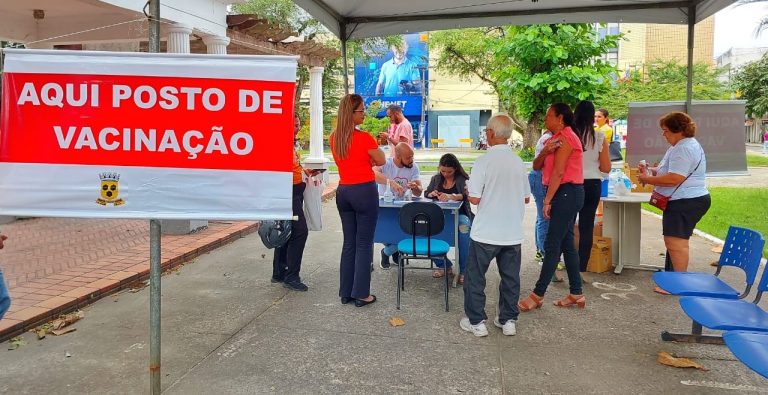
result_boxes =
[425,153,473,284]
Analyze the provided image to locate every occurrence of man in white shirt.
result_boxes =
[373,143,422,269]
[379,105,414,159]
[460,114,530,337]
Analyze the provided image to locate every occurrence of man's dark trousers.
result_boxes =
[463,240,522,325]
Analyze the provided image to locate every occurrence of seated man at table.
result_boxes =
[373,142,423,269]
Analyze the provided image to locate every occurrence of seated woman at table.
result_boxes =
[424,153,473,284]
[637,112,710,294]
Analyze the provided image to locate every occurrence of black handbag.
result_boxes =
[609,141,623,162]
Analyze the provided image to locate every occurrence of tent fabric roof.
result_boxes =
[295,0,737,39]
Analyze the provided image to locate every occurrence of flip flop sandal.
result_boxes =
[432,268,454,278]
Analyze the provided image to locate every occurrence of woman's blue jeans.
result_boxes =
[0,267,10,320]
[534,183,585,296]
[336,182,379,299]
[434,214,471,273]
[528,170,548,253]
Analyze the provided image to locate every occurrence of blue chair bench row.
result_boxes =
[652,226,767,378]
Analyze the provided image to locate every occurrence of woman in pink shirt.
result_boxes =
[519,103,586,312]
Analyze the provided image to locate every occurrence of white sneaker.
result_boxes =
[493,317,517,336]
[460,317,489,337]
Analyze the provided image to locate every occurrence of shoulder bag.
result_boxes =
[648,155,703,211]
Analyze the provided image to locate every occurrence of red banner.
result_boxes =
[1,73,295,172]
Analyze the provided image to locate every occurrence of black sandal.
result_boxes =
[355,295,377,307]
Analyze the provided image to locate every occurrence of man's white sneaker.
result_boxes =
[460,317,489,337]
[493,317,517,336]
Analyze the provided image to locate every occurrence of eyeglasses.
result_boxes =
[353,109,365,113]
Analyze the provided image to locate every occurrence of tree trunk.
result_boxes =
[294,66,308,113]
[524,112,542,149]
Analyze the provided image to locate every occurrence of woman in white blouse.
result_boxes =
[573,101,610,282]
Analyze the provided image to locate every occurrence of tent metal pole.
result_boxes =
[340,23,349,94]
[685,1,696,112]
[149,219,162,394]
[147,1,162,394]
[341,40,349,94]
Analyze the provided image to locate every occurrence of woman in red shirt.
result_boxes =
[519,103,586,312]
[331,94,386,307]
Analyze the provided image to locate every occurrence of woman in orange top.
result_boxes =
[519,103,586,312]
[331,94,386,307]
[271,115,320,291]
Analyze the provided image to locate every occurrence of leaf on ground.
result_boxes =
[388,317,405,327]
[51,310,84,330]
[657,351,706,370]
[34,328,47,340]
[711,245,723,254]
[8,336,26,350]
[128,281,148,293]
[51,327,77,336]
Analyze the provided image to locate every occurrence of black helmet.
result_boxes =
[258,220,292,249]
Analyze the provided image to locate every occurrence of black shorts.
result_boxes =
[662,194,711,239]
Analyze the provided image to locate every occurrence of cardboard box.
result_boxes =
[587,236,612,273]
[574,220,603,249]
[623,164,654,193]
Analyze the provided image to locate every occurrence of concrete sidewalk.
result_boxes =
[1,196,766,393]
[0,183,338,341]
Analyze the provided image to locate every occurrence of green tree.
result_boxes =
[596,61,731,120]
[431,24,621,147]
[733,53,768,118]
[359,100,391,138]
[231,1,401,147]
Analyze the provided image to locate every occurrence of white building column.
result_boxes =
[162,22,206,234]
[202,35,230,55]
[304,67,329,173]
[167,23,192,54]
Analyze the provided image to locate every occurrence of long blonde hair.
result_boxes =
[331,94,363,160]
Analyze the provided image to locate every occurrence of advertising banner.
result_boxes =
[354,33,428,118]
[0,49,297,219]
[626,101,748,174]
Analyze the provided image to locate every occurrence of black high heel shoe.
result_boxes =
[354,295,377,307]
[341,297,353,304]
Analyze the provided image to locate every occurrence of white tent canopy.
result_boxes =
[295,0,736,40]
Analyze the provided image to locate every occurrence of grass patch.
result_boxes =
[747,153,768,167]
[643,187,768,257]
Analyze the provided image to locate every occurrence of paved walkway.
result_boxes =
[0,183,338,340]
[1,195,766,393]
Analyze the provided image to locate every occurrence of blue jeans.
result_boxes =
[528,170,548,253]
[0,267,10,320]
[336,182,379,299]
[434,214,471,273]
[534,183,585,296]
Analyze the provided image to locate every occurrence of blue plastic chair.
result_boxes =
[673,263,768,343]
[653,226,765,299]
[396,202,451,311]
[723,331,768,379]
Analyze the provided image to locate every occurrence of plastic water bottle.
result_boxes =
[608,169,620,196]
[383,181,394,203]
[615,171,632,196]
